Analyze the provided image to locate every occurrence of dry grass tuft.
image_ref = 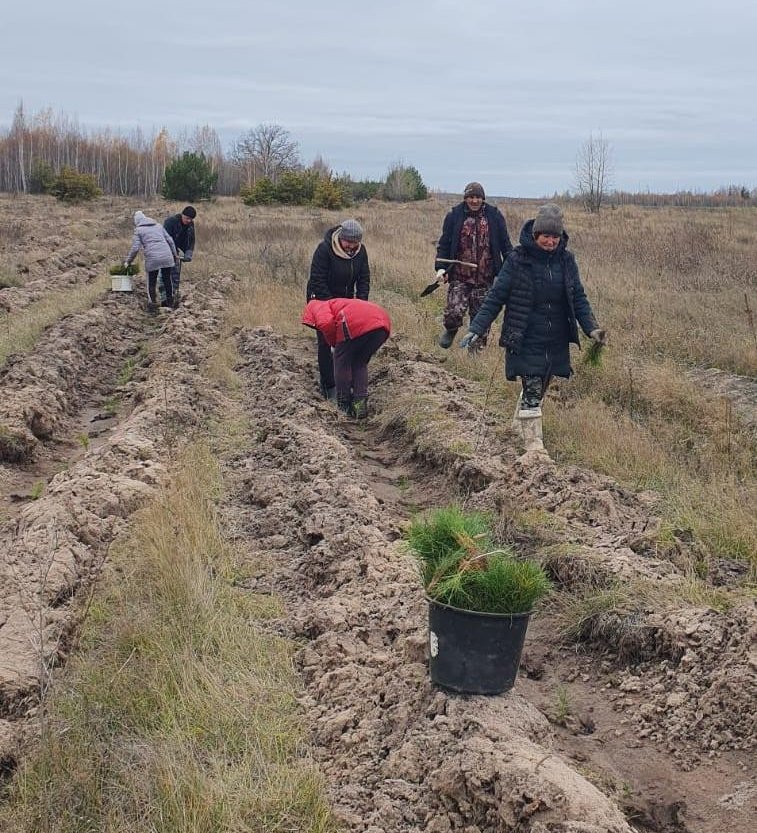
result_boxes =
[0,277,110,368]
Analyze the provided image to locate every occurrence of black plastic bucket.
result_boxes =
[427,598,531,694]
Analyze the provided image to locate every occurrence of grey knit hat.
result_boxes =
[532,203,564,237]
[463,182,485,199]
[338,219,363,242]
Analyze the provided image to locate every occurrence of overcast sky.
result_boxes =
[2,0,755,197]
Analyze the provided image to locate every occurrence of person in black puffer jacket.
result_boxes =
[306,219,370,400]
[461,204,606,415]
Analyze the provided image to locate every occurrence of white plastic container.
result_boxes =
[111,275,134,292]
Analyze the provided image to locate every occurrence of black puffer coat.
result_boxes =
[469,220,598,380]
[306,226,370,301]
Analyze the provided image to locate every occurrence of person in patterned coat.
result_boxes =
[434,182,513,350]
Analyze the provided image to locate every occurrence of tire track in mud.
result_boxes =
[0,272,237,775]
[230,330,755,833]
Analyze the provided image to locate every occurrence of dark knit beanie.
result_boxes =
[532,203,564,236]
[182,206,197,219]
[338,219,363,242]
[463,182,485,199]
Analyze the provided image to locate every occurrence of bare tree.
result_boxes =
[232,123,299,186]
[575,133,612,213]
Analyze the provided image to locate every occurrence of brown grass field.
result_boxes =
[0,193,754,832]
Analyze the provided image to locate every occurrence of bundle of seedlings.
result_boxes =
[406,507,551,615]
[109,262,140,276]
[582,336,605,367]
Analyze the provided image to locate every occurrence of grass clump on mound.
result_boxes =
[406,507,551,615]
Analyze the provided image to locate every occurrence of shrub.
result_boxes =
[162,152,217,201]
[29,160,56,194]
[275,170,320,204]
[49,167,102,203]
[241,177,277,206]
[381,163,428,202]
[406,507,551,614]
[313,176,348,209]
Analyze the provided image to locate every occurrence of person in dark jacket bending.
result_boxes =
[434,182,512,350]
[163,205,196,303]
[460,204,606,415]
[306,219,370,400]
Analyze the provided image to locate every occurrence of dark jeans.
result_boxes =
[170,259,182,293]
[316,331,334,391]
[333,329,388,401]
[148,267,173,304]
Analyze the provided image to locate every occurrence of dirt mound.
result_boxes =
[229,330,637,832]
[227,329,755,832]
[0,272,237,764]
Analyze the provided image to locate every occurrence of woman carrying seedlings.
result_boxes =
[124,211,178,312]
[460,204,606,415]
[301,298,390,419]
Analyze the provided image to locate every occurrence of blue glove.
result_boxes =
[459,332,479,349]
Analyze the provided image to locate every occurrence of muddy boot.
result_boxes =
[146,300,158,315]
[336,395,352,415]
[350,397,368,420]
[438,328,458,349]
[513,390,545,453]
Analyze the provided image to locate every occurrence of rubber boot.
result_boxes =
[438,328,458,349]
[336,396,352,415]
[320,382,337,402]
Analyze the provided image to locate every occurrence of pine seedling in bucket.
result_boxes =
[406,507,551,615]
[109,262,140,276]
[406,507,551,694]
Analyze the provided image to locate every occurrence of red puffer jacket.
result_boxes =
[302,298,391,347]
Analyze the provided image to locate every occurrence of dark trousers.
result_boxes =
[170,259,182,293]
[148,267,173,304]
[316,331,334,392]
[521,375,553,408]
[333,329,388,402]
[443,281,491,340]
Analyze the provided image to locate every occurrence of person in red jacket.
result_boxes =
[302,298,391,419]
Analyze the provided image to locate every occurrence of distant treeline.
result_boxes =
[560,188,757,209]
[0,104,754,206]
[0,103,427,204]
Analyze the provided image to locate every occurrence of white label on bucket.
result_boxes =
[429,631,439,658]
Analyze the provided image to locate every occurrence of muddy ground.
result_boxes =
[0,198,755,832]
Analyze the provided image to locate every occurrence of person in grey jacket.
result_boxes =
[124,211,177,311]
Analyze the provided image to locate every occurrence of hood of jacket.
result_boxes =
[134,210,157,227]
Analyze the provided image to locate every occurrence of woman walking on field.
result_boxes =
[124,211,178,312]
[460,204,606,415]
